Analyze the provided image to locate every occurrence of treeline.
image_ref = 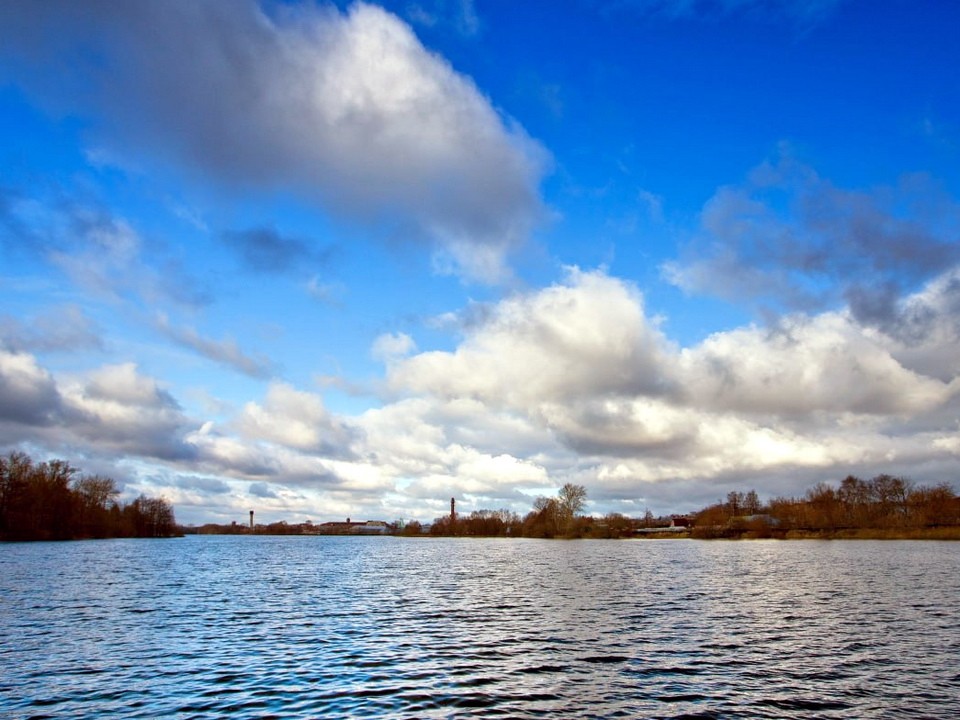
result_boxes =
[0,451,178,541]
[694,475,960,538]
[412,483,634,539]
[187,521,306,535]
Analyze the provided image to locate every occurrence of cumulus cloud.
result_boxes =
[4,264,960,520]
[879,270,960,381]
[1,0,548,282]
[378,267,960,512]
[61,362,196,461]
[185,423,282,478]
[678,312,954,417]
[663,155,960,327]
[358,397,550,505]
[0,352,202,461]
[0,350,63,426]
[235,381,359,457]
[388,268,676,406]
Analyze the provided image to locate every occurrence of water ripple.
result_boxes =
[2,537,959,718]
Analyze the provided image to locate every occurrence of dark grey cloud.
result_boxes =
[0,354,198,462]
[0,0,547,282]
[249,481,279,499]
[69,365,198,463]
[850,273,960,348]
[0,351,63,427]
[222,226,334,275]
[664,157,960,336]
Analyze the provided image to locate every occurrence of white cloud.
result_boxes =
[388,268,675,407]
[378,266,960,511]
[678,312,955,417]
[3,265,959,521]
[371,332,417,364]
[235,381,358,456]
[3,0,547,283]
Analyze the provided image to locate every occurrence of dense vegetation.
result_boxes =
[417,483,634,538]
[693,475,960,538]
[0,451,178,541]
[420,476,960,541]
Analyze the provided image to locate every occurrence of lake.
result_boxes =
[1,536,958,718]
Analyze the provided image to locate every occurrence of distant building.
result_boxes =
[317,519,391,535]
[357,521,389,535]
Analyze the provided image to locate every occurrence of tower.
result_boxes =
[450,497,455,523]
[249,510,254,530]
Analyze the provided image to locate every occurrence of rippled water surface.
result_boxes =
[2,537,959,718]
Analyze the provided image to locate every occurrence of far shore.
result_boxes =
[639,526,960,541]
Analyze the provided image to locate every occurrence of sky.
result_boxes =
[1,0,959,526]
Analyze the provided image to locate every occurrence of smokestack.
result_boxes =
[249,510,254,530]
[450,497,455,522]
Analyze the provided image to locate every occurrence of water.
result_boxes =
[1,537,958,719]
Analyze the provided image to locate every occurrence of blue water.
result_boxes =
[1,536,958,718]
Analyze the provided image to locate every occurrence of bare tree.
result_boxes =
[558,483,587,535]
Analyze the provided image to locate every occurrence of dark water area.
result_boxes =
[1,537,958,719]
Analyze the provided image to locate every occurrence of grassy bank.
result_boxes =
[782,527,960,540]
[688,526,960,540]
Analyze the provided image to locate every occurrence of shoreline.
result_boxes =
[678,526,960,541]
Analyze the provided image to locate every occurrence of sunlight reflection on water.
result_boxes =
[2,537,958,718]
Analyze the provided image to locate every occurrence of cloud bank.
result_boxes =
[3,263,959,522]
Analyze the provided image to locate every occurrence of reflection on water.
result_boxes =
[2,537,958,718]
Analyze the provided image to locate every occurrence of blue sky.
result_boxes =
[2,0,959,525]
